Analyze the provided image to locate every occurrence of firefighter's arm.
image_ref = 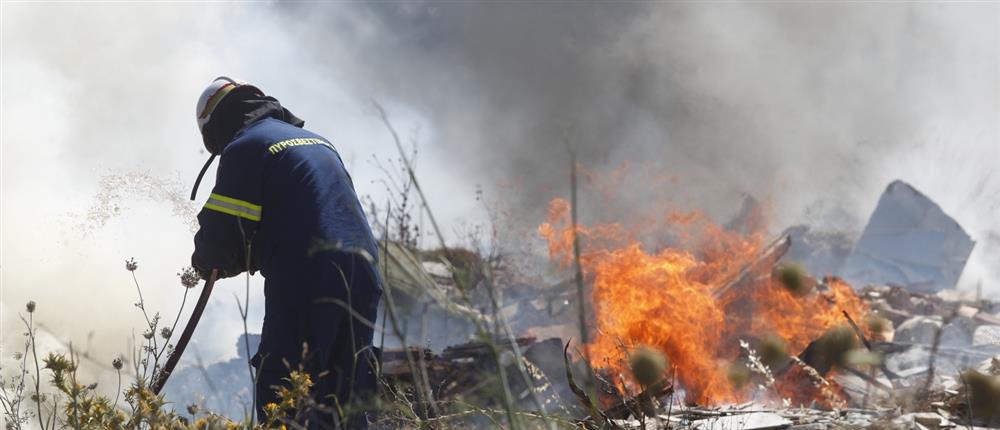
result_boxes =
[191,147,262,279]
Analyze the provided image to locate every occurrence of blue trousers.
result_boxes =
[252,252,381,429]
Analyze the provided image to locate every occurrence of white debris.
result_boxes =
[692,412,792,430]
[895,316,943,344]
[421,260,453,279]
[841,180,975,293]
[939,316,976,347]
[973,325,1000,346]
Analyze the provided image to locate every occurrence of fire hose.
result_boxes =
[151,268,219,395]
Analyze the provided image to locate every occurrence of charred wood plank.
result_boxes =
[601,379,674,420]
[712,235,792,299]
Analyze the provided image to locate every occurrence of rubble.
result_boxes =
[784,224,854,279]
[940,316,976,347]
[377,241,487,349]
[842,180,976,293]
[895,316,943,344]
[379,336,579,415]
[609,405,892,429]
[691,411,791,430]
[975,325,1000,346]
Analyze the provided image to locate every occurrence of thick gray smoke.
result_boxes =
[286,2,999,288]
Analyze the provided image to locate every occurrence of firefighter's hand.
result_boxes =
[192,252,245,280]
[192,265,213,280]
[208,268,243,280]
[193,264,240,281]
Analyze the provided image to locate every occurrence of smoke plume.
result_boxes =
[286,1,999,287]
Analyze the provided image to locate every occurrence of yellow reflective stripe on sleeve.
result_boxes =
[204,193,262,221]
[209,193,262,211]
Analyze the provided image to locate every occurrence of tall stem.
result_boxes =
[569,146,589,349]
[151,288,189,384]
[567,138,598,403]
[28,313,45,430]
[114,368,122,411]
[237,217,257,428]
[130,271,159,379]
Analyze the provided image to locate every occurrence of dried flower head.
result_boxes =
[112,357,123,370]
[25,301,35,313]
[758,333,788,369]
[776,263,809,295]
[178,267,200,289]
[160,327,172,340]
[816,325,859,369]
[845,349,882,367]
[142,331,154,340]
[961,370,1000,425]
[629,345,668,387]
[864,313,891,340]
[727,361,751,389]
[125,257,138,272]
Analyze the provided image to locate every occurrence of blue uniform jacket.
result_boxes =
[192,117,381,309]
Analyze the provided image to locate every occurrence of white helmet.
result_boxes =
[195,76,260,131]
[190,76,260,202]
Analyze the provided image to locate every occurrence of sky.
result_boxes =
[1,0,998,407]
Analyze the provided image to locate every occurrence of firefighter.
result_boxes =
[191,77,382,428]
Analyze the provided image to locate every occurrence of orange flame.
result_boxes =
[539,198,867,405]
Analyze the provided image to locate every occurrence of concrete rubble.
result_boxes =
[841,180,976,293]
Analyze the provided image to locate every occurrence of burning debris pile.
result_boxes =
[370,250,1000,428]
[366,180,999,428]
[593,284,1000,429]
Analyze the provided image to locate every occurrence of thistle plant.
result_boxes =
[758,333,788,370]
[628,345,667,387]
[776,263,809,295]
[726,361,751,389]
[815,325,858,370]
[960,370,1000,426]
